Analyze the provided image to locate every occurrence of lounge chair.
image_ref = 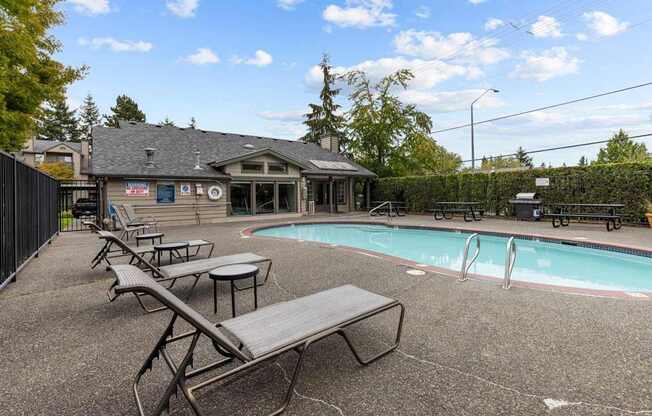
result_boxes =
[122,203,159,231]
[87,228,215,270]
[104,232,272,313]
[108,265,405,416]
[112,204,150,240]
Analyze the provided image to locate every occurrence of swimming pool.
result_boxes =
[253,223,652,293]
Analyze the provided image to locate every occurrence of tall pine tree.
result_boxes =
[104,95,146,127]
[188,117,197,129]
[37,98,80,142]
[160,116,175,126]
[515,146,533,168]
[303,54,345,149]
[79,93,100,141]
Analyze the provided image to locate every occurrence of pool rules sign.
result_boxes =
[536,178,550,187]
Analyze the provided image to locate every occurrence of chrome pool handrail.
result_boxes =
[369,201,393,222]
[503,237,517,289]
[459,233,480,281]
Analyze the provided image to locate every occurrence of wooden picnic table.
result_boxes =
[429,202,484,222]
[545,203,624,231]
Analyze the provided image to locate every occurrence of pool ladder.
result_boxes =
[459,233,480,281]
[503,237,517,290]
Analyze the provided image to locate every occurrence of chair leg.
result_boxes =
[267,345,310,416]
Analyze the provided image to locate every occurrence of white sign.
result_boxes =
[535,177,550,187]
[125,181,149,196]
[180,183,192,195]
[195,183,204,195]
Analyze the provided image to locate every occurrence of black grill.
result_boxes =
[509,193,542,220]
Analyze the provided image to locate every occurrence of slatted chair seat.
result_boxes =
[158,253,268,279]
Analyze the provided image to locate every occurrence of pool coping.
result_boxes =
[242,220,652,300]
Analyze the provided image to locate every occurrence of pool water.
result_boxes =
[254,223,652,293]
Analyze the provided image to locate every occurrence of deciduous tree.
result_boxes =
[38,161,73,179]
[595,130,648,164]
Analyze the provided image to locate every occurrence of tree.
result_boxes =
[344,69,434,177]
[595,130,648,164]
[303,54,345,149]
[104,95,146,127]
[37,97,80,142]
[481,156,522,171]
[160,116,175,126]
[188,117,197,129]
[578,156,588,166]
[515,146,533,168]
[38,161,74,179]
[0,0,86,152]
[393,134,461,176]
[79,93,100,141]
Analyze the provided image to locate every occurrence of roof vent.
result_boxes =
[144,148,156,168]
[243,144,255,150]
[193,150,203,170]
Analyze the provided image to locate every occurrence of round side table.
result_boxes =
[135,232,164,247]
[208,264,259,317]
[154,241,189,266]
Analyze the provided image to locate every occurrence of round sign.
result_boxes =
[207,185,223,201]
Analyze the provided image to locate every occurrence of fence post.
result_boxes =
[35,174,40,258]
[12,154,17,283]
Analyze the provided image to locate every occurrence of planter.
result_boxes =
[646,213,652,228]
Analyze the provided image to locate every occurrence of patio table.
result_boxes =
[208,264,259,317]
[154,241,189,266]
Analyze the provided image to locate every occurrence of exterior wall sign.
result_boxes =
[180,183,192,195]
[195,183,204,195]
[535,177,550,187]
[125,181,149,196]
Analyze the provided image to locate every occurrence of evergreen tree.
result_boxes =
[37,98,80,142]
[79,93,100,141]
[189,117,197,129]
[595,130,648,164]
[303,54,345,149]
[104,95,146,127]
[578,156,588,166]
[160,117,175,126]
[515,146,533,168]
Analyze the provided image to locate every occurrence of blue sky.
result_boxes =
[57,0,652,166]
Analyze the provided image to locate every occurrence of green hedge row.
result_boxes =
[373,162,652,223]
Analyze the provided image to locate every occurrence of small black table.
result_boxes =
[135,232,164,247]
[154,241,189,266]
[208,264,259,317]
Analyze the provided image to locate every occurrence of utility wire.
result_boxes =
[432,81,652,134]
[460,133,652,163]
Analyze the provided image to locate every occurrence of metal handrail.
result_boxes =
[503,237,517,289]
[369,201,394,222]
[459,233,480,281]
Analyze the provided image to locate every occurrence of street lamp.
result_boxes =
[470,88,499,169]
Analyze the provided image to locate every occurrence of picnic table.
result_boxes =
[429,202,484,222]
[370,201,407,217]
[545,203,624,231]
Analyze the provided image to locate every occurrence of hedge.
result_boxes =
[373,162,652,224]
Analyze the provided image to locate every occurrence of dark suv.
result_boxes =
[71,198,97,218]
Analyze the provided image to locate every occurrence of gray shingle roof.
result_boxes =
[25,139,82,154]
[90,122,375,179]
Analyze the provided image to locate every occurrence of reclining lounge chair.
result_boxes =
[105,232,272,313]
[108,265,405,416]
[122,203,159,231]
[112,204,151,240]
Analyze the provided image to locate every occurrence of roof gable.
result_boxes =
[209,148,311,170]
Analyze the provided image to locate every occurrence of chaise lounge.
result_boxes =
[108,265,405,416]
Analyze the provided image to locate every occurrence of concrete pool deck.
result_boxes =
[1,214,651,415]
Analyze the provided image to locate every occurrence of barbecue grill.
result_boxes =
[509,192,542,220]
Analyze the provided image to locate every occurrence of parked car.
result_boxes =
[71,198,97,218]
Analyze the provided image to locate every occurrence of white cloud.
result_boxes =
[277,0,304,10]
[393,29,510,65]
[576,33,588,41]
[67,0,110,15]
[166,0,198,18]
[323,0,396,29]
[78,37,152,52]
[510,47,580,82]
[184,48,219,65]
[469,0,487,4]
[232,50,273,67]
[583,11,629,37]
[484,18,504,31]
[399,89,504,113]
[530,15,563,38]
[258,110,306,122]
[415,6,430,19]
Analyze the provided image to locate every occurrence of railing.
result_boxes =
[369,201,395,222]
[1,151,59,290]
[459,233,480,281]
[503,237,517,289]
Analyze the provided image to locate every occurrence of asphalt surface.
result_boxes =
[1,215,651,416]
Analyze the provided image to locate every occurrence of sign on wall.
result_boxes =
[125,181,149,196]
[180,183,192,195]
[535,177,550,187]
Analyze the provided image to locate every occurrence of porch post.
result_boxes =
[329,177,334,214]
[365,179,371,210]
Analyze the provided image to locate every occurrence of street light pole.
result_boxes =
[470,88,499,170]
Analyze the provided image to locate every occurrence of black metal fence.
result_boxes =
[1,151,59,290]
[59,180,98,232]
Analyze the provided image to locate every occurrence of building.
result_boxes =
[90,121,375,225]
[18,138,90,180]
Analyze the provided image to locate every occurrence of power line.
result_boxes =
[461,133,652,163]
[433,81,652,134]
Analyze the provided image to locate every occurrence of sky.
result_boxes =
[55,0,652,167]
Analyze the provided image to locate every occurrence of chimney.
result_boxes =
[319,135,339,153]
[193,150,203,170]
[144,148,156,168]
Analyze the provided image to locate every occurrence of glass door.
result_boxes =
[278,183,296,213]
[231,182,252,215]
[255,183,275,214]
